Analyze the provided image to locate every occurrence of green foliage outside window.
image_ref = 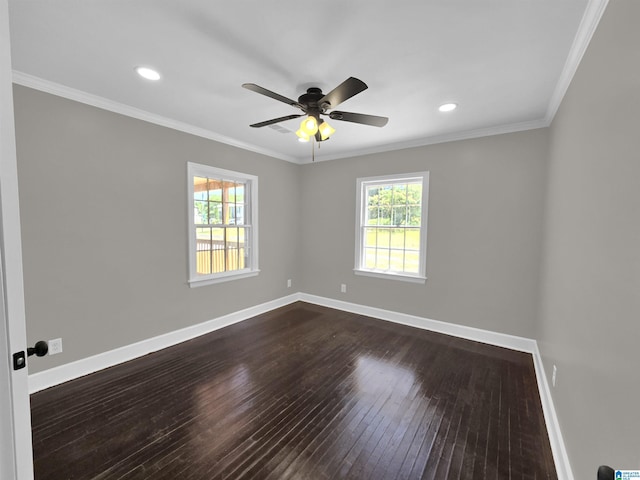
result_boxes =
[366,183,422,226]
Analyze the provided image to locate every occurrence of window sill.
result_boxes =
[353,269,426,284]
[189,269,260,288]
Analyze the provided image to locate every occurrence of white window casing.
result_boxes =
[354,172,429,283]
[187,162,259,287]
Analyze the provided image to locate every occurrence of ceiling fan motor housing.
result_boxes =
[298,87,329,115]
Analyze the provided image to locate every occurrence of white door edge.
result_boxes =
[0,0,35,477]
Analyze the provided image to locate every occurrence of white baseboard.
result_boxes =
[299,293,537,353]
[28,292,571,479]
[28,293,301,394]
[531,344,574,480]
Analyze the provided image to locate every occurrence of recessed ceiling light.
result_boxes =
[438,103,457,112]
[135,66,161,81]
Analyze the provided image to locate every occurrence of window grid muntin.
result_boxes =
[189,163,258,285]
[356,173,428,279]
[194,175,250,275]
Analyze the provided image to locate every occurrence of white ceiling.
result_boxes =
[8,0,601,164]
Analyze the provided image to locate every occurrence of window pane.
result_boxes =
[190,164,258,283]
[194,201,207,224]
[194,177,208,201]
[209,202,222,224]
[226,227,239,271]
[364,247,376,269]
[392,184,407,205]
[375,248,390,270]
[228,205,237,225]
[366,186,379,205]
[234,205,245,225]
[379,206,391,225]
[226,181,237,203]
[390,250,405,272]
[235,184,245,203]
[195,227,211,275]
[364,228,377,248]
[407,183,422,205]
[405,228,421,250]
[357,174,427,278]
[390,228,406,249]
[208,228,224,273]
[367,207,379,225]
[404,251,420,273]
[408,206,421,226]
[208,180,222,202]
[392,206,406,226]
[377,228,390,248]
[238,227,247,269]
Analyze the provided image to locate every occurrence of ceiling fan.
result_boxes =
[242,77,388,142]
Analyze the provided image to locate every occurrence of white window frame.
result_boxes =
[187,162,259,287]
[354,171,429,283]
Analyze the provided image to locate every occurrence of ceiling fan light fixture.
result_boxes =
[438,103,457,112]
[318,120,335,141]
[300,116,319,136]
[135,66,161,81]
[296,129,310,142]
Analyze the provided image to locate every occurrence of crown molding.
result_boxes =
[309,118,550,163]
[13,0,610,169]
[11,71,300,164]
[10,71,552,165]
[544,0,610,124]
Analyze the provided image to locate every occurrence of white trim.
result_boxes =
[11,71,299,164]
[10,71,549,164]
[544,0,610,124]
[532,343,575,480]
[0,0,34,476]
[355,172,430,280]
[298,293,572,478]
[11,0,608,169]
[354,269,426,284]
[188,269,260,287]
[28,294,299,393]
[299,293,536,353]
[187,162,259,286]
[314,118,550,163]
[27,292,572,479]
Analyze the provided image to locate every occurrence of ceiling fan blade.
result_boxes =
[250,114,303,128]
[328,111,389,127]
[242,83,302,108]
[319,77,368,109]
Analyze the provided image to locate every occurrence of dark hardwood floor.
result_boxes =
[30,302,557,479]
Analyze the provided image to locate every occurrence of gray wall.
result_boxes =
[299,130,549,339]
[538,0,640,477]
[14,86,301,374]
[14,84,550,376]
[14,2,639,474]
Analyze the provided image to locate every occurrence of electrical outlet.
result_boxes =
[287,279,292,288]
[48,338,63,355]
[340,284,347,293]
[552,365,557,387]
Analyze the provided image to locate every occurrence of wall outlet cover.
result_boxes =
[49,338,63,355]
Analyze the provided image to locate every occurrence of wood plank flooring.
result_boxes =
[30,302,557,479]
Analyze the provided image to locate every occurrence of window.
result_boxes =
[355,172,429,283]
[188,163,259,286]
